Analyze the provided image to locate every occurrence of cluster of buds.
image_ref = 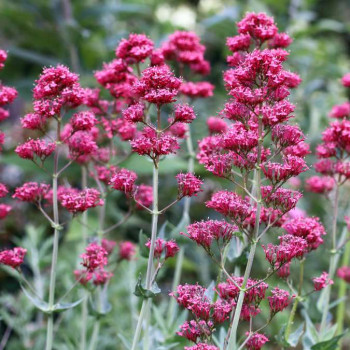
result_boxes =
[306,71,350,193]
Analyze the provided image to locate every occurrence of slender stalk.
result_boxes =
[336,239,350,339]
[285,259,305,342]
[88,178,107,350]
[320,183,340,334]
[80,166,89,350]
[45,118,61,350]
[167,248,185,328]
[226,116,263,350]
[88,321,100,350]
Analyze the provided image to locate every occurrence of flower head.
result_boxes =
[0,247,27,268]
[116,33,154,64]
[176,173,203,197]
[313,272,333,291]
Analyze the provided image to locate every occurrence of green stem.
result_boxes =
[336,239,350,339]
[320,184,340,334]
[131,158,159,350]
[167,248,185,328]
[89,177,107,350]
[80,166,89,350]
[88,320,100,350]
[226,117,263,350]
[45,119,61,350]
[285,259,305,342]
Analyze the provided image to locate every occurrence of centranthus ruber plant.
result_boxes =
[3,9,350,350]
[178,12,327,350]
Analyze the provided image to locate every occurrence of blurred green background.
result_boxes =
[1,0,350,349]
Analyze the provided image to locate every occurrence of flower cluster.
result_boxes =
[176,173,203,197]
[75,242,112,286]
[181,220,237,249]
[171,284,232,344]
[60,188,103,213]
[145,239,179,259]
[313,272,333,291]
[307,73,350,191]
[13,182,50,202]
[337,266,350,283]
[0,247,27,268]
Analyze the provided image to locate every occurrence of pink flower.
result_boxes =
[207,117,228,134]
[268,32,293,48]
[0,204,11,219]
[169,122,187,138]
[0,183,8,198]
[0,50,7,70]
[227,34,251,52]
[162,31,206,65]
[306,176,335,194]
[176,173,203,197]
[71,111,97,131]
[0,247,27,268]
[182,220,237,248]
[133,65,181,105]
[341,73,350,88]
[94,165,118,184]
[337,266,350,283]
[223,122,259,154]
[329,102,350,119]
[180,81,214,98]
[177,320,204,342]
[272,124,304,147]
[109,168,137,195]
[206,191,252,226]
[15,139,56,161]
[116,33,154,64]
[313,272,333,291]
[245,332,269,350]
[185,344,219,350]
[33,64,79,100]
[60,188,104,213]
[261,186,302,213]
[101,239,116,254]
[134,184,153,209]
[20,113,46,130]
[67,130,97,157]
[80,242,108,272]
[92,268,113,285]
[145,239,179,259]
[0,86,18,106]
[262,156,308,185]
[131,131,179,157]
[238,12,277,41]
[263,234,307,266]
[13,182,50,202]
[122,103,145,123]
[0,107,9,121]
[268,287,293,313]
[174,104,196,123]
[283,217,326,251]
[119,241,136,261]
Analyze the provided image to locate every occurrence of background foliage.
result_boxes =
[1,0,350,349]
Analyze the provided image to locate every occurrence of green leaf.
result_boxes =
[134,275,161,299]
[52,298,85,313]
[288,323,305,347]
[311,333,346,350]
[138,230,149,258]
[21,285,50,313]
